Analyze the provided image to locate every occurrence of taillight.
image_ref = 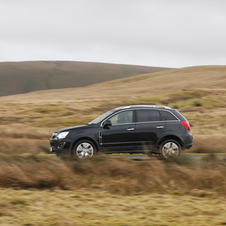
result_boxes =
[180,121,190,131]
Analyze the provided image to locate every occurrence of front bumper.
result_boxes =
[49,139,71,155]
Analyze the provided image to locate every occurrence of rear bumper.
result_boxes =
[183,143,193,150]
[182,133,193,150]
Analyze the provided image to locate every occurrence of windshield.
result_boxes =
[88,110,114,125]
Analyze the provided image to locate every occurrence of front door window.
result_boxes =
[109,110,133,125]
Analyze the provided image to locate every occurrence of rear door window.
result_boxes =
[137,110,161,122]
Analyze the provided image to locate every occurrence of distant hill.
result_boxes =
[0,61,171,96]
[1,65,226,103]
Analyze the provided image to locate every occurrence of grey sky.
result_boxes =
[0,0,226,67]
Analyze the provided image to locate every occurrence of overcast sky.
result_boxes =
[0,0,226,68]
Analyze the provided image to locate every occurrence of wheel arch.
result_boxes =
[157,135,183,149]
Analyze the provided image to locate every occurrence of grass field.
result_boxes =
[1,188,226,226]
[0,87,225,154]
[0,155,226,225]
[0,65,226,225]
[0,154,226,193]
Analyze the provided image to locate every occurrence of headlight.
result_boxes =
[57,131,69,139]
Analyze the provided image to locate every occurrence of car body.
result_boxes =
[49,105,193,158]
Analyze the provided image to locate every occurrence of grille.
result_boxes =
[50,141,55,146]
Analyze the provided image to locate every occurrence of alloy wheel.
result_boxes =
[162,141,179,158]
[76,142,94,158]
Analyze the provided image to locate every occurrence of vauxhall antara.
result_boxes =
[49,105,193,158]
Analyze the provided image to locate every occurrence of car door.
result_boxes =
[135,109,165,151]
[101,110,136,152]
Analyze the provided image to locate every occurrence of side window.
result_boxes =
[137,110,161,122]
[109,111,133,125]
[161,111,178,121]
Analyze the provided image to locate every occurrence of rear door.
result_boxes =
[135,109,165,151]
[159,110,181,133]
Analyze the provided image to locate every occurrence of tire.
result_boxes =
[159,139,181,159]
[73,140,96,159]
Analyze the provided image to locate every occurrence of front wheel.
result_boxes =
[73,140,96,159]
[159,140,181,158]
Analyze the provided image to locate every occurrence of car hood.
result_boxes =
[54,124,89,133]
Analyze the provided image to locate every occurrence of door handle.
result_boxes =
[127,128,134,131]
[156,125,164,129]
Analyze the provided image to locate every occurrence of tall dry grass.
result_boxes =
[0,154,226,196]
[0,138,50,155]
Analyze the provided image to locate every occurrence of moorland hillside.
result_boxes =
[0,65,225,151]
[0,61,171,96]
[1,65,225,103]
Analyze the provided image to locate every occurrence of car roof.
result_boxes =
[114,105,172,111]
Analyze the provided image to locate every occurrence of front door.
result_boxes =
[101,110,136,152]
[135,109,165,151]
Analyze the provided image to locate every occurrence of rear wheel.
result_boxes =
[160,139,181,158]
[73,140,96,159]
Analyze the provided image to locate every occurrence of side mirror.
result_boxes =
[103,119,112,127]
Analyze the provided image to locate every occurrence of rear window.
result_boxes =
[137,110,161,122]
[172,109,188,121]
[160,111,178,121]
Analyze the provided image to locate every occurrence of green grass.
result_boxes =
[94,90,212,110]
[169,97,216,109]
[33,105,65,114]
[125,90,208,104]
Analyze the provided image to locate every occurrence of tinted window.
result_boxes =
[161,111,178,120]
[109,111,133,125]
[137,110,161,122]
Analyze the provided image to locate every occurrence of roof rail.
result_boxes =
[115,105,171,110]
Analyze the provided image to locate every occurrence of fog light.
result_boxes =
[57,142,66,149]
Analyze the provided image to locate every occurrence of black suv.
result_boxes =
[49,105,193,158]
